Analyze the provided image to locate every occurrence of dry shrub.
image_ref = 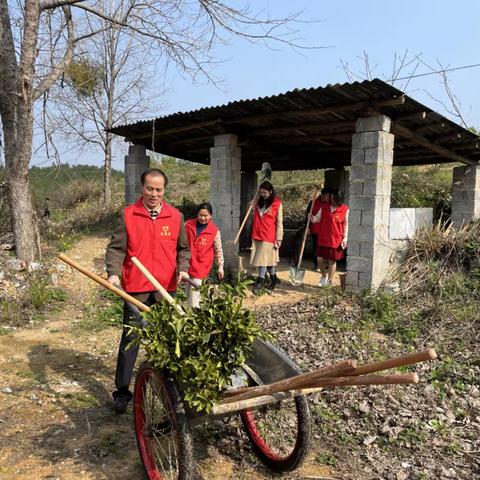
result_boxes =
[57,179,103,209]
[394,221,480,293]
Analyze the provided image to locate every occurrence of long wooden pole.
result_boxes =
[223,349,437,403]
[222,359,356,403]
[57,253,150,312]
[213,373,418,416]
[130,257,185,316]
[347,349,437,376]
[234,196,257,245]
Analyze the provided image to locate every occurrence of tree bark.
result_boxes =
[1,0,42,262]
[103,132,112,205]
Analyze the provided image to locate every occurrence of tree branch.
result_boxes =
[40,0,85,12]
[33,6,74,100]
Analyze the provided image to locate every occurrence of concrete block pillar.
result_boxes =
[324,169,350,205]
[240,171,258,249]
[125,144,150,205]
[451,165,480,228]
[209,134,241,271]
[346,115,394,290]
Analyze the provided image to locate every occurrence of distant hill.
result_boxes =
[29,164,124,208]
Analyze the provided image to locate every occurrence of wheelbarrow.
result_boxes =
[58,253,437,480]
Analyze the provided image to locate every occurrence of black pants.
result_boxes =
[113,292,157,402]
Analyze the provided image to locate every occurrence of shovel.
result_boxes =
[289,191,317,286]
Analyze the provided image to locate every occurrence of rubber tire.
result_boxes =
[241,394,311,472]
[134,364,195,480]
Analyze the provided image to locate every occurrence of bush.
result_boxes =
[391,165,453,222]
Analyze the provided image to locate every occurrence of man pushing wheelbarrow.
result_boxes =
[105,167,191,414]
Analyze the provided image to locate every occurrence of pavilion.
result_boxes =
[109,79,480,290]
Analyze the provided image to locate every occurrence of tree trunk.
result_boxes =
[3,112,41,262]
[103,132,112,205]
[1,0,42,262]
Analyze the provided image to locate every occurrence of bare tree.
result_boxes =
[49,0,163,205]
[0,0,306,262]
[340,50,475,128]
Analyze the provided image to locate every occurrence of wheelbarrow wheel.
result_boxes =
[134,364,195,480]
[241,394,311,472]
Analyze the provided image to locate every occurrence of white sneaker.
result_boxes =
[318,277,327,287]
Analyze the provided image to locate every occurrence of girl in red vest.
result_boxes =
[310,189,349,287]
[306,187,331,270]
[185,202,224,308]
[250,181,283,293]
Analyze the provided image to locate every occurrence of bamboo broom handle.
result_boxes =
[222,359,356,403]
[234,200,256,245]
[213,373,418,415]
[130,257,185,316]
[57,253,150,312]
[297,191,317,269]
[347,349,437,376]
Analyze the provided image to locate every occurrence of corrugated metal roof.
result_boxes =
[109,79,480,169]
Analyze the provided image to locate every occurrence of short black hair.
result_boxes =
[141,168,169,187]
[320,187,331,195]
[197,202,213,215]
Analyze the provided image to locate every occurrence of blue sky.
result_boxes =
[38,0,480,169]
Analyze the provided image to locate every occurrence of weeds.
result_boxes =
[76,288,123,333]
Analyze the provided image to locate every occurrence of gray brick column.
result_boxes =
[240,171,258,249]
[451,166,480,228]
[125,144,150,205]
[209,134,241,271]
[346,115,394,290]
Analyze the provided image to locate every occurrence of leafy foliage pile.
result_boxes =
[132,276,266,413]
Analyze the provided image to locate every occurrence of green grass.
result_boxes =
[75,287,124,333]
[64,392,100,409]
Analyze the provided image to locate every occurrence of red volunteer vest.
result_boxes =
[185,219,219,279]
[122,198,181,293]
[310,198,328,235]
[251,197,282,244]
[317,204,349,249]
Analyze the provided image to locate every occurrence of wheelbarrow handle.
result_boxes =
[182,277,201,289]
[113,284,147,328]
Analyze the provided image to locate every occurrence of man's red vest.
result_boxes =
[317,204,349,249]
[310,197,328,235]
[185,219,219,279]
[122,198,181,293]
[252,197,282,244]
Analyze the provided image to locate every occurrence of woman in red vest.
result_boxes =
[250,181,283,293]
[306,187,331,270]
[310,189,349,287]
[185,202,224,307]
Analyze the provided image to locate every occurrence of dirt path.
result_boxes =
[0,237,333,480]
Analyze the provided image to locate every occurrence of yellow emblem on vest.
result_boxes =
[198,237,207,246]
[161,225,171,236]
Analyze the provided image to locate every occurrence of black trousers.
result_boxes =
[113,292,157,401]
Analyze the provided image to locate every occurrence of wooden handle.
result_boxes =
[234,201,255,245]
[222,359,356,403]
[214,373,418,416]
[57,253,150,312]
[347,349,437,376]
[297,191,317,269]
[130,257,185,316]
